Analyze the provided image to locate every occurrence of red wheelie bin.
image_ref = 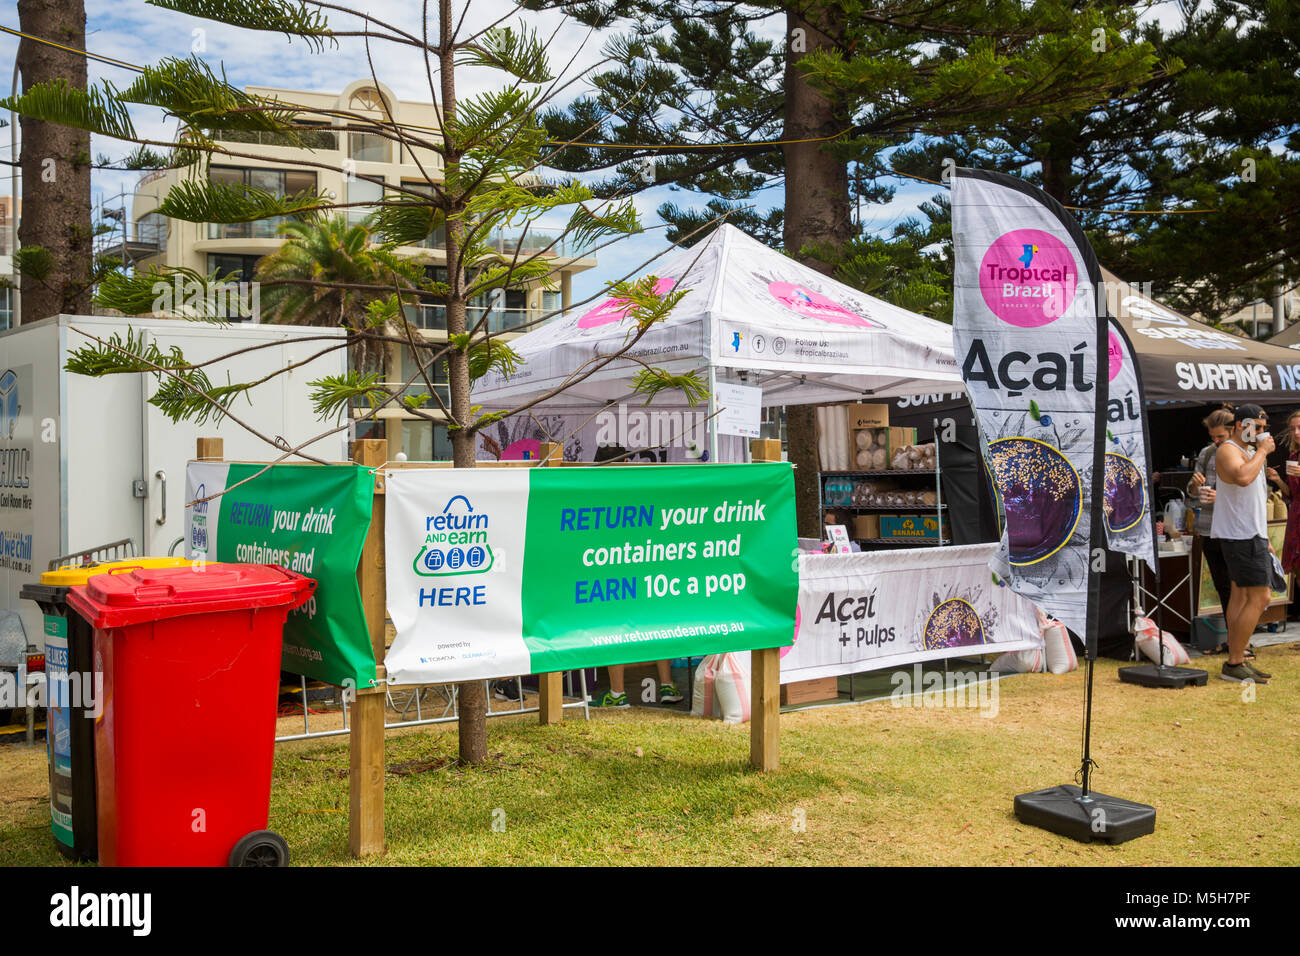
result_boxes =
[66,563,315,867]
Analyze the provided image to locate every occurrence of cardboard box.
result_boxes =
[846,402,890,430]
[880,514,941,539]
[750,438,782,462]
[853,514,880,539]
[852,428,890,470]
[887,427,918,455]
[781,676,840,706]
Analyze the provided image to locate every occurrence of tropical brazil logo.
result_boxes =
[413,494,494,576]
[987,436,1082,565]
[978,228,1079,328]
[577,277,677,329]
[766,280,882,328]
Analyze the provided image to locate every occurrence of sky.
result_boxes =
[1,0,1192,304]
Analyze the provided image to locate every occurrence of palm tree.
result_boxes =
[256,214,420,374]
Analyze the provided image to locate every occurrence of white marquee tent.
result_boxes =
[472,224,964,455]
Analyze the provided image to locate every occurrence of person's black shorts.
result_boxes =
[1218,536,1270,588]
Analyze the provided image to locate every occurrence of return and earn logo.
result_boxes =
[413,494,495,576]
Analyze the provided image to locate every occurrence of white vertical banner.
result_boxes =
[1103,320,1157,573]
[952,168,1108,647]
[384,468,533,684]
[185,461,228,561]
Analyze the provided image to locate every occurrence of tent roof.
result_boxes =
[1102,268,1300,405]
[473,224,963,409]
[1266,321,1300,350]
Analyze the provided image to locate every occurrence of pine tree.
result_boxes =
[3,0,698,765]
[888,0,1300,321]
[536,0,1161,533]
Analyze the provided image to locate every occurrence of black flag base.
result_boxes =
[1117,662,1209,688]
[1014,785,1156,845]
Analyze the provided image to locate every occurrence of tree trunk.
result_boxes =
[16,0,93,323]
[440,0,487,766]
[1039,125,1072,206]
[787,404,823,537]
[782,7,852,272]
[782,7,852,536]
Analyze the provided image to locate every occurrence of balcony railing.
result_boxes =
[404,304,535,334]
[216,128,339,150]
[207,218,287,240]
[383,379,451,410]
[485,228,590,259]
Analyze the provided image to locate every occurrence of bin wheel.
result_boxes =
[229,830,290,867]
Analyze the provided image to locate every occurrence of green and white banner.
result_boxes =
[185,462,376,686]
[384,463,798,684]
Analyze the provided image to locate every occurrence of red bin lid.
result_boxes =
[66,563,315,630]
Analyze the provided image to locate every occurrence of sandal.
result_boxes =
[1210,643,1229,655]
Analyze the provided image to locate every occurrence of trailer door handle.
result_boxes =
[155,469,167,526]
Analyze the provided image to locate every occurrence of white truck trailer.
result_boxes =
[0,314,348,653]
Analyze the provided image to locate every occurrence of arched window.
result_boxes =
[348,88,393,162]
[349,88,389,114]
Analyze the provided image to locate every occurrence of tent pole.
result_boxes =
[708,362,719,463]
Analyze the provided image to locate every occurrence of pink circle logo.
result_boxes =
[1107,328,1123,381]
[781,604,801,659]
[577,277,676,329]
[768,282,881,328]
[978,229,1078,327]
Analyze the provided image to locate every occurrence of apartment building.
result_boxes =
[126,80,597,459]
[0,196,18,330]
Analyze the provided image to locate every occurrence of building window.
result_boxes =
[400,181,443,249]
[347,176,385,226]
[136,212,167,253]
[207,166,317,239]
[350,88,390,113]
[502,289,528,331]
[542,290,562,316]
[349,132,390,164]
[401,420,453,462]
[406,265,448,329]
[0,287,12,331]
[207,253,263,284]
[399,347,449,408]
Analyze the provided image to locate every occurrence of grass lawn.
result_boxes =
[2,649,1297,866]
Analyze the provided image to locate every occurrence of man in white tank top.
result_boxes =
[1211,404,1275,683]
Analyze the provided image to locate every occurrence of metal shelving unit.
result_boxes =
[819,418,951,549]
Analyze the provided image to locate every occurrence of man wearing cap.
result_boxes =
[1211,404,1276,683]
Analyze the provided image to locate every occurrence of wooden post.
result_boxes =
[350,438,387,857]
[749,647,780,772]
[748,442,785,770]
[538,673,564,724]
[534,443,565,724]
[196,437,224,460]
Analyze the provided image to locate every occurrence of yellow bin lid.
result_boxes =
[40,556,195,588]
